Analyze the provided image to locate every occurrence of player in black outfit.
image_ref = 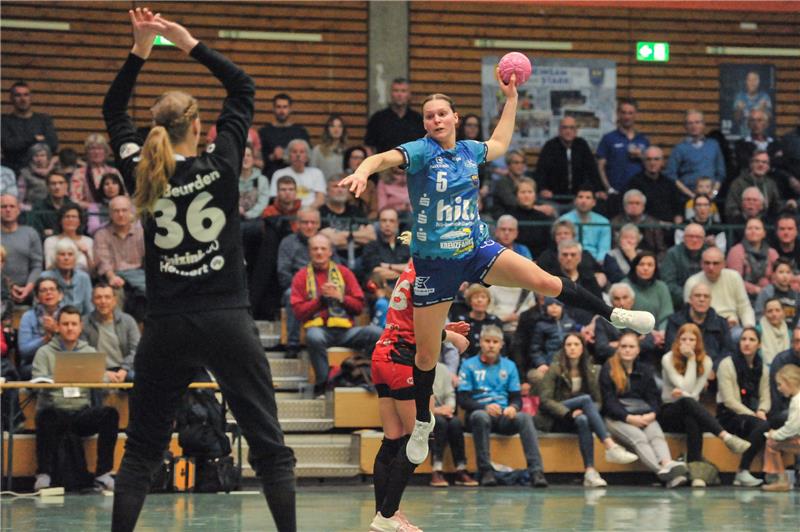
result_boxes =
[106,10,295,532]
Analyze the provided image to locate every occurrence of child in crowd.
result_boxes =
[684,176,720,221]
[369,273,390,328]
[759,299,790,366]
[527,298,578,385]
[754,258,800,330]
[762,364,800,492]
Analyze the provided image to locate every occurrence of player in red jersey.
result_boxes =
[370,259,469,532]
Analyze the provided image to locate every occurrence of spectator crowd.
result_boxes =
[2,77,800,492]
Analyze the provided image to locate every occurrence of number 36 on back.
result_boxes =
[153,192,226,250]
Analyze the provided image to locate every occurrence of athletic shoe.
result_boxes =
[369,512,414,532]
[724,435,751,454]
[610,308,655,335]
[657,461,688,483]
[429,471,449,487]
[480,469,498,487]
[605,445,638,464]
[530,470,549,488]
[733,470,764,487]
[393,511,423,532]
[34,473,51,491]
[454,470,478,487]
[583,470,607,488]
[406,415,435,465]
[762,481,790,492]
[667,475,688,488]
[691,479,707,488]
[95,472,115,491]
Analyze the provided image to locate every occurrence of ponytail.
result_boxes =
[133,90,199,218]
[134,126,175,217]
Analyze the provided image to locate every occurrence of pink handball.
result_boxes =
[498,52,532,85]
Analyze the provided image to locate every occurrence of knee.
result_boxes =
[449,416,464,431]
[102,407,120,425]
[574,414,590,430]
[514,412,534,429]
[469,410,491,428]
[304,328,327,348]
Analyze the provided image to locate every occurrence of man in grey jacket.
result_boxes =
[81,283,140,383]
[32,305,119,491]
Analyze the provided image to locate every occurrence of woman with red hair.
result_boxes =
[657,323,750,485]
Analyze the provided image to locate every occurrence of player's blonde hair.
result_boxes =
[422,93,456,113]
[135,91,199,218]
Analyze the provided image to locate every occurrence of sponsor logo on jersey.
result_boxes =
[435,196,475,223]
[416,230,427,242]
[439,237,473,250]
[419,194,430,207]
[440,228,471,240]
[413,276,435,296]
[464,159,477,169]
[471,174,480,187]
[417,211,427,224]
[499,370,508,380]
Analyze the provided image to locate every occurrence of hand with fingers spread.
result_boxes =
[339,171,369,198]
[129,7,163,60]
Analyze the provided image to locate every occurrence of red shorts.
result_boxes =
[372,347,415,400]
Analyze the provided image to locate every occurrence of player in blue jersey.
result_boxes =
[340,69,655,465]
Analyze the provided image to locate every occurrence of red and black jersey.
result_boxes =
[103,43,254,316]
[372,262,417,366]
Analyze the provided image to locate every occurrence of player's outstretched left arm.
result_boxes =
[485,67,519,162]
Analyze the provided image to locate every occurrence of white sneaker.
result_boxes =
[34,473,51,491]
[369,512,413,532]
[723,434,751,454]
[691,478,707,488]
[657,461,688,483]
[583,470,608,488]
[605,445,638,464]
[668,475,688,488]
[406,415,435,465]
[393,511,423,532]
[95,472,115,491]
[610,308,655,334]
[734,470,763,487]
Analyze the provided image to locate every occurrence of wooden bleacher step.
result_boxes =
[224,396,334,433]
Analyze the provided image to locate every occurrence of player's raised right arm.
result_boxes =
[339,149,405,198]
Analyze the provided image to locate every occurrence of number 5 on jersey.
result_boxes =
[435,171,448,192]
[153,192,226,250]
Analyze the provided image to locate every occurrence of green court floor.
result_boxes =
[2,485,798,531]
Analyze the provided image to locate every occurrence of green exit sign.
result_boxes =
[636,41,669,62]
[153,35,174,46]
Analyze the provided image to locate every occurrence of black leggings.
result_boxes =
[112,309,296,531]
[658,398,723,462]
[718,412,770,470]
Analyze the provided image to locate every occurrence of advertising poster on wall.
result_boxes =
[481,57,617,151]
[719,63,776,139]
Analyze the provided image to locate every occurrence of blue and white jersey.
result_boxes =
[398,137,489,260]
[458,355,521,409]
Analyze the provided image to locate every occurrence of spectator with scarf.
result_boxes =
[290,234,382,396]
[726,217,779,303]
[716,327,771,487]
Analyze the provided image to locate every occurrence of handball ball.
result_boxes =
[498,52,532,85]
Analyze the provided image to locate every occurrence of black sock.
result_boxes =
[112,490,148,532]
[413,364,435,423]
[379,436,418,518]
[262,480,297,532]
[373,438,401,513]
[556,276,613,321]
